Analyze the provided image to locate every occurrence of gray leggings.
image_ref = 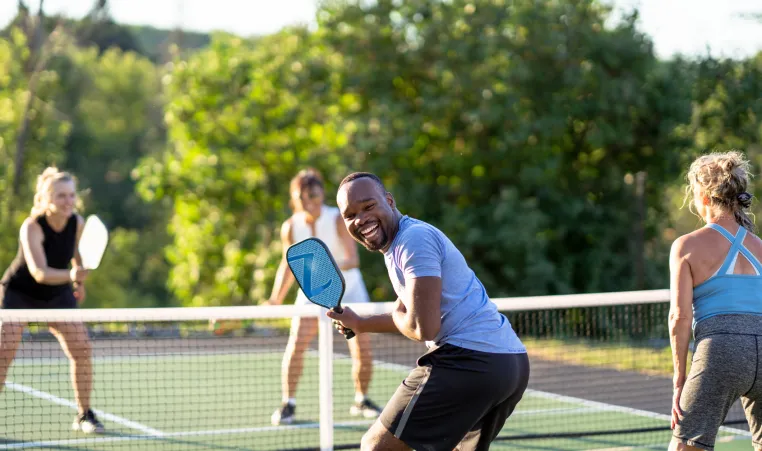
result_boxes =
[673,314,762,450]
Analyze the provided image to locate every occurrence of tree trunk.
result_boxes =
[11,0,46,200]
[633,171,647,290]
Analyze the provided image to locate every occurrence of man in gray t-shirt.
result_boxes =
[328,172,530,451]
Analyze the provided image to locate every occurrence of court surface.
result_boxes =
[1,334,755,451]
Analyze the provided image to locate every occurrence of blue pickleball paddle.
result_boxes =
[286,237,355,339]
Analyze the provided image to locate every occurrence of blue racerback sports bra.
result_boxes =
[692,223,762,328]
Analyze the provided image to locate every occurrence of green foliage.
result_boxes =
[3,2,762,314]
[0,27,70,265]
[128,25,212,62]
[138,0,701,307]
[665,53,762,241]
[55,44,164,229]
[53,43,172,307]
[317,0,693,297]
[0,26,172,308]
[136,30,357,306]
[83,227,170,307]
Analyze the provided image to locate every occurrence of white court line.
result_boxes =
[526,389,752,438]
[515,407,601,416]
[333,351,754,439]
[5,382,163,436]
[587,433,752,451]
[0,420,374,449]
[10,348,282,366]
[8,350,749,448]
[0,408,611,450]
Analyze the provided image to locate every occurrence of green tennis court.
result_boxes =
[1,350,754,451]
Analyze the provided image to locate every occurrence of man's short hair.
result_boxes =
[339,172,386,192]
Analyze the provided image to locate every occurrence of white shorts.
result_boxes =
[295,267,370,306]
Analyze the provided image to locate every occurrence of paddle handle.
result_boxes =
[332,306,355,340]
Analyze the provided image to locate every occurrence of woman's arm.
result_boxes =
[21,218,83,285]
[669,236,694,390]
[70,215,85,269]
[266,220,296,305]
[71,215,86,301]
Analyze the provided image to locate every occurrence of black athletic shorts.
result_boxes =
[379,343,530,451]
[0,285,77,309]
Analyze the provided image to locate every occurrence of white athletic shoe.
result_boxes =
[350,399,382,418]
[72,409,105,434]
[271,402,296,425]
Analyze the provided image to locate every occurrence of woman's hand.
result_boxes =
[70,266,89,283]
[73,283,86,303]
[671,384,685,429]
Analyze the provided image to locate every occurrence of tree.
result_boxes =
[665,53,762,241]
[317,0,692,296]
[135,30,358,306]
[0,26,70,268]
[73,0,143,55]
[1,24,172,308]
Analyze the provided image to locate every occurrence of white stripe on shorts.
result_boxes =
[394,366,433,438]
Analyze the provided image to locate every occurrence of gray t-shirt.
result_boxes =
[383,216,526,354]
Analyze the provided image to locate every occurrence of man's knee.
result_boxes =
[361,421,385,451]
[360,431,387,451]
[360,430,375,451]
[361,421,409,451]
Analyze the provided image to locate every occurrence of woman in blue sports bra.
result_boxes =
[669,151,762,451]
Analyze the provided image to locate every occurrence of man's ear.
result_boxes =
[386,192,395,209]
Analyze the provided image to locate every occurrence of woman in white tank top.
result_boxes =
[266,168,381,426]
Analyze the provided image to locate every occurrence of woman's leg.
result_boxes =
[272,317,318,425]
[0,321,24,390]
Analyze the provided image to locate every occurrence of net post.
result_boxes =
[318,310,334,451]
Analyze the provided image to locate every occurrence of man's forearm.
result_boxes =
[392,308,431,342]
[350,299,426,340]
[358,313,399,334]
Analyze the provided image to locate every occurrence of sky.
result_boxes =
[1,0,761,60]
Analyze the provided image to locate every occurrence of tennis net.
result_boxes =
[0,290,753,450]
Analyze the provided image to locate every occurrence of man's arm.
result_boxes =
[344,299,402,334]
[336,279,442,341]
[328,226,443,341]
[353,313,396,332]
[390,226,443,341]
[392,276,441,341]
[347,295,433,335]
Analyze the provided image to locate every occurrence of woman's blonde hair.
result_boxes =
[30,167,79,217]
[684,150,755,232]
